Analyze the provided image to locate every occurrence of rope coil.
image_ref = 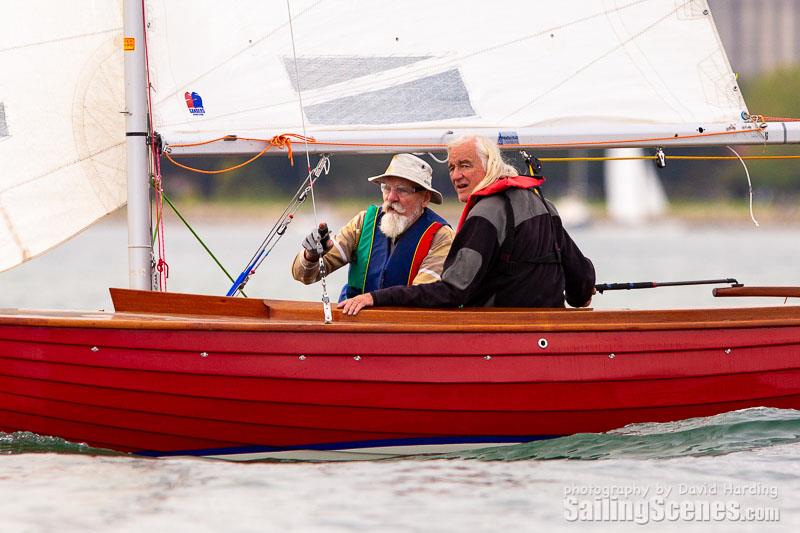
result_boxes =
[163,133,316,174]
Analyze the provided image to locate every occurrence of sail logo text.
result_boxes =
[497,131,519,145]
[184,91,205,116]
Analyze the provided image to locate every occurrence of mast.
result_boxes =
[123,0,153,290]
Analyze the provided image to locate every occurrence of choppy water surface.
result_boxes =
[1,213,799,531]
[1,409,799,532]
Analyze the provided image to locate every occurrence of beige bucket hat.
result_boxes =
[368,153,443,204]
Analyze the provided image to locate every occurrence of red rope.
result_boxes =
[141,0,168,290]
[153,150,168,291]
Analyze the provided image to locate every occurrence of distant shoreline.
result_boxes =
[108,198,800,227]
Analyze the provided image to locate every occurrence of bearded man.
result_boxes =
[291,153,454,301]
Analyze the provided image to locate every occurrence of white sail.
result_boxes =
[0,0,125,272]
[146,0,753,153]
[1,0,791,271]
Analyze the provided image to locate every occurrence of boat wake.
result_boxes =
[436,408,800,461]
[3,408,800,461]
[0,431,121,457]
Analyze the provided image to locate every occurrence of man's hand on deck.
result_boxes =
[338,293,374,316]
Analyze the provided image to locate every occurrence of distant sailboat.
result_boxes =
[605,148,668,224]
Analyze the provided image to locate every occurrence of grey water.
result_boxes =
[1,209,800,532]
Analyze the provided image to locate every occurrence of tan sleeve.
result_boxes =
[290,211,367,284]
[410,225,455,285]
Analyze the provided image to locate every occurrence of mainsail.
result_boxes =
[147,0,753,154]
[1,0,793,271]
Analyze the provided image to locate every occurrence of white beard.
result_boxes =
[380,202,422,239]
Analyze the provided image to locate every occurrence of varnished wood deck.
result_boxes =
[0,288,799,333]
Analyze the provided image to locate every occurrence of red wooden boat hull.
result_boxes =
[1,290,800,460]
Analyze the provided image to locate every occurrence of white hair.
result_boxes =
[447,136,518,193]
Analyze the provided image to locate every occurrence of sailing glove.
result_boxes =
[302,223,333,261]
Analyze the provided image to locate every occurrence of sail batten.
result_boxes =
[0,102,8,137]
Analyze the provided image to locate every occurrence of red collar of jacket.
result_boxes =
[456,175,545,231]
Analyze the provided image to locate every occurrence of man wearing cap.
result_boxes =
[291,153,454,301]
[338,135,596,315]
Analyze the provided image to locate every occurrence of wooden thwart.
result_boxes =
[110,288,271,318]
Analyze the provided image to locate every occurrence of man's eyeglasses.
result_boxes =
[380,183,421,198]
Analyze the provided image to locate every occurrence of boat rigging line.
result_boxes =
[595,278,740,293]
[286,0,332,323]
[141,0,166,292]
[726,146,759,227]
[155,190,242,294]
[162,133,316,173]
[225,155,330,298]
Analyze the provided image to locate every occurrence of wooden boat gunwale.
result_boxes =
[1,288,800,333]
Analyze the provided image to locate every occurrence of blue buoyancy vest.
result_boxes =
[340,206,448,301]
